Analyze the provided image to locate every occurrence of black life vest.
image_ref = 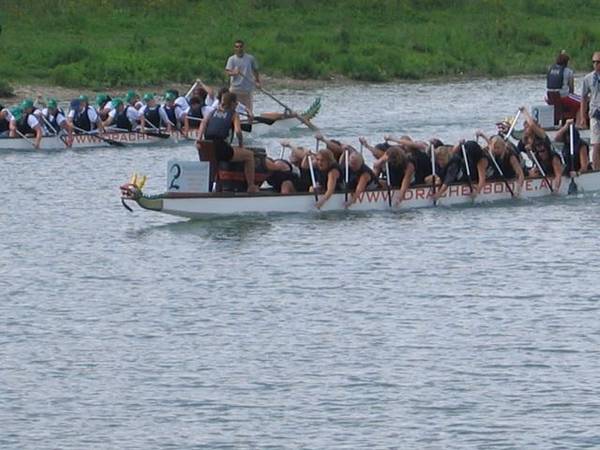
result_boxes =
[162,105,179,128]
[536,152,561,177]
[460,141,484,182]
[17,113,35,135]
[144,106,161,129]
[0,115,9,133]
[205,109,234,140]
[547,64,565,90]
[187,104,203,129]
[44,108,65,134]
[345,163,378,190]
[408,150,432,185]
[386,160,409,188]
[315,163,343,191]
[115,106,133,131]
[561,128,585,172]
[73,107,93,131]
[486,149,520,180]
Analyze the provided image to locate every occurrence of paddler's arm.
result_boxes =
[315,133,342,158]
[358,137,384,159]
[33,125,42,149]
[372,153,387,177]
[510,154,525,196]
[474,158,488,197]
[553,120,571,142]
[520,106,547,140]
[552,156,563,192]
[315,168,340,209]
[394,162,414,206]
[233,112,243,147]
[348,172,371,206]
[475,130,491,146]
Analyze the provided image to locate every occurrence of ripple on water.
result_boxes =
[3,77,600,448]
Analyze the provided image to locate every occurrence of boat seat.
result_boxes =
[196,140,269,192]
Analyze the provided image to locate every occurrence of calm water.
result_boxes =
[2,76,600,449]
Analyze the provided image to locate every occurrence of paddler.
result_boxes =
[139,93,161,131]
[343,151,381,208]
[68,95,103,132]
[42,98,72,146]
[102,98,138,131]
[432,140,488,201]
[159,91,184,133]
[312,148,343,209]
[10,99,43,148]
[476,130,525,196]
[0,104,10,137]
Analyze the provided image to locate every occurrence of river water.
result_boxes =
[2,76,600,449]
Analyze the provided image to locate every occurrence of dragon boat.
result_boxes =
[119,142,600,219]
[0,98,321,152]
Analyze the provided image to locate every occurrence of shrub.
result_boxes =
[0,80,14,97]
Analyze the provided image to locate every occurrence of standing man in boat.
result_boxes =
[225,39,260,118]
[579,51,600,169]
[546,50,581,123]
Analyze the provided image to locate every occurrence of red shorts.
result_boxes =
[560,94,581,117]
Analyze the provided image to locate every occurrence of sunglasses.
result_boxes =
[235,45,243,48]
[593,60,600,64]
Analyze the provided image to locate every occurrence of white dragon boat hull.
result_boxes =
[0,117,306,152]
[121,171,600,219]
[0,130,168,151]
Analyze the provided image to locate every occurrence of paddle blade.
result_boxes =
[568,177,578,195]
[108,139,126,147]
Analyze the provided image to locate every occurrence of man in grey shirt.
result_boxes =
[225,40,260,117]
[579,51,600,169]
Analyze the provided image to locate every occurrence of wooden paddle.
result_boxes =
[307,139,319,203]
[429,143,437,206]
[526,149,554,193]
[40,114,69,147]
[484,147,515,197]
[461,143,474,194]
[13,128,39,149]
[503,110,521,142]
[238,72,319,131]
[73,125,125,147]
[568,123,578,195]
[385,160,392,207]
[344,148,349,204]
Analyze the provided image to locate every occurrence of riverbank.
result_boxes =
[1,0,597,90]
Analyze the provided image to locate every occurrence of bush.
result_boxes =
[0,80,14,97]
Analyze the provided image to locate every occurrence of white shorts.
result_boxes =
[591,117,600,145]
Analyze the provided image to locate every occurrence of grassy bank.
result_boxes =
[1,0,598,90]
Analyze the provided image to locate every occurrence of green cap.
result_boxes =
[79,95,89,103]
[165,91,176,101]
[21,98,34,110]
[142,93,155,102]
[47,98,58,109]
[112,97,123,108]
[125,90,138,103]
[96,94,108,106]
[10,107,23,121]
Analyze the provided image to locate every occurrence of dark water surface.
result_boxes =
[2,77,600,449]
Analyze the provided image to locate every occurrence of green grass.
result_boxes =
[1,0,598,88]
